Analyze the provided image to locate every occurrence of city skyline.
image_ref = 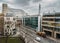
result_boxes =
[0,0,60,15]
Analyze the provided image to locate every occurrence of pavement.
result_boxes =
[47,36,60,43]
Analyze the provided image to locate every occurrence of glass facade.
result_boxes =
[23,17,38,29]
[55,19,60,22]
[55,28,60,32]
[43,26,53,30]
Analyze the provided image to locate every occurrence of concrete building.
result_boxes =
[42,12,60,39]
[4,12,16,35]
[2,3,27,35]
[0,13,4,35]
[23,15,41,32]
[15,16,22,27]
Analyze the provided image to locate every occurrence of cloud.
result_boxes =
[21,1,40,15]
[0,2,3,13]
[40,0,60,13]
[32,0,42,3]
[0,0,60,15]
[2,0,14,4]
[14,0,30,7]
[0,0,3,2]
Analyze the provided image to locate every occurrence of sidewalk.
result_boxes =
[47,36,60,43]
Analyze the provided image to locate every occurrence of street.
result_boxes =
[16,26,60,43]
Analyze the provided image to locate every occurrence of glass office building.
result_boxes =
[23,15,43,32]
[23,16,38,30]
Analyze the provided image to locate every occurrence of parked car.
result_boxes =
[35,37,41,42]
[36,32,46,38]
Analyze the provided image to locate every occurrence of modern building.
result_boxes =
[42,12,60,39]
[23,15,41,32]
[0,13,4,35]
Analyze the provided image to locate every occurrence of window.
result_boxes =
[13,18,15,20]
[7,26,9,28]
[7,18,10,20]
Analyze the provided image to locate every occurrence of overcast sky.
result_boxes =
[0,0,60,15]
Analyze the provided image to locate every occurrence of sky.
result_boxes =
[0,0,60,15]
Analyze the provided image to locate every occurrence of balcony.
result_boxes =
[55,17,60,19]
[43,26,53,30]
[42,21,55,23]
[43,17,55,19]
[42,19,54,21]
[43,28,53,32]
[54,28,60,32]
[42,24,55,27]
[55,24,60,27]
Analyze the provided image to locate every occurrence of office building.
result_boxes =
[42,12,60,39]
[23,15,41,32]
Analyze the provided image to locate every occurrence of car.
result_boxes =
[35,37,41,42]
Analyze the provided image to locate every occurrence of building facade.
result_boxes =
[23,15,41,32]
[2,3,27,35]
[2,3,8,14]
[4,12,16,35]
[0,13,4,35]
[42,13,60,39]
[15,17,22,27]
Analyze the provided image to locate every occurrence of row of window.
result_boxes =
[43,26,60,32]
[23,17,38,29]
[43,13,60,17]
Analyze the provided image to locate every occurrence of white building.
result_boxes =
[2,3,27,35]
[4,12,16,35]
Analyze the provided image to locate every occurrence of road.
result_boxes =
[16,26,60,43]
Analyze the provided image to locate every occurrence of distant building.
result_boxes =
[42,12,60,39]
[2,3,8,14]
[0,13,4,35]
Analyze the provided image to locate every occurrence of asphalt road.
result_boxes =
[40,37,59,43]
[18,26,60,43]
